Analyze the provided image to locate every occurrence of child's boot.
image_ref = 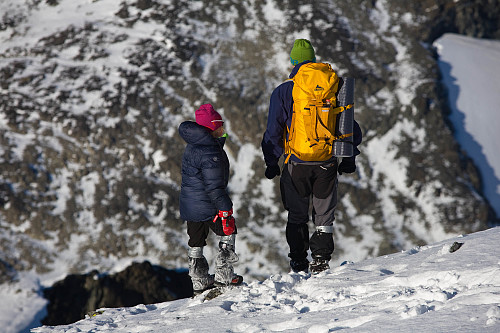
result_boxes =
[188,246,214,292]
[215,234,243,286]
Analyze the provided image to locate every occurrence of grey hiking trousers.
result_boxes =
[280,161,338,261]
[280,161,338,227]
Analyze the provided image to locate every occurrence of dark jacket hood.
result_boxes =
[178,121,225,147]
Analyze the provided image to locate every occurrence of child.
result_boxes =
[178,104,242,293]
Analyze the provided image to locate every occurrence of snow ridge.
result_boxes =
[33,227,500,333]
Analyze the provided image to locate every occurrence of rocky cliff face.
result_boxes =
[1,0,499,292]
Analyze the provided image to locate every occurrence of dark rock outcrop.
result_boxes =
[42,261,193,326]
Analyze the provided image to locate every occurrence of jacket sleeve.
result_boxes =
[342,120,362,164]
[200,151,232,212]
[261,82,293,167]
[352,120,362,157]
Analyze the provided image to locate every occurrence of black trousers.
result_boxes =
[187,218,237,248]
[280,162,337,261]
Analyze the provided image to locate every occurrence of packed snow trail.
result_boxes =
[33,227,500,332]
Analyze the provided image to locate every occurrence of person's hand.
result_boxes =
[214,209,236,235]
[338,158,356,175]
[265,164,281,179]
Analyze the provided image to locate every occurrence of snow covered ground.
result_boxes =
[32,227,500,333]
[434,33,500,217]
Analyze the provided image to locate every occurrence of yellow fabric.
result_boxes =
[284,62,343,162]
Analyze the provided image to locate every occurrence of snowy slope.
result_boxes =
[434,33,500,216]
[32,227,500,333]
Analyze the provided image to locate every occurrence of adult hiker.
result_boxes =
[179,104,243,293]
[261,39,363,274]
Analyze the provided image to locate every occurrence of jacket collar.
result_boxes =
[289,60,314,79]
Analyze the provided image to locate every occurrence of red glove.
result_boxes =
[213,209,236,235]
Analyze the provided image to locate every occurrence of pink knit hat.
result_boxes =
[195,104,223,131]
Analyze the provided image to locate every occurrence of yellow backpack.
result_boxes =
[284,62,353,163]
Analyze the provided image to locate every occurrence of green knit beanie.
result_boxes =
[290,39,316,65]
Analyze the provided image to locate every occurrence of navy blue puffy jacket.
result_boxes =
[179,121,232,222]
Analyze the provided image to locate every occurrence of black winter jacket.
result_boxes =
[179,121,232,222]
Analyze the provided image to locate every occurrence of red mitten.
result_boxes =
[213,209,236,235]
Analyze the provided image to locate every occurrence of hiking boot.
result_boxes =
[309,257,329,274]
[189,256,215,291]
[215,240,239,285]
[290,258,309,273]
[188,247,215,292]
[215,273,243,287]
